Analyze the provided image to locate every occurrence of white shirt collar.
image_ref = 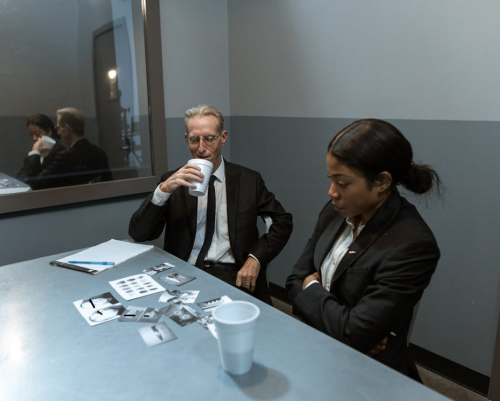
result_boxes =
[345,216,366,231]
[212,157,225,182]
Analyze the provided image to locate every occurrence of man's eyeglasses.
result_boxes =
[186,133,222,145]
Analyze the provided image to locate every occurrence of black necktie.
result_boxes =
[195,175,216,268]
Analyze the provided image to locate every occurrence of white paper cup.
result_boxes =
[41,135,56,149]
[212,301,260,375]
[188,158,213,197]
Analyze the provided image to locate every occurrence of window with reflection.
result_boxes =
[0,0,152,194]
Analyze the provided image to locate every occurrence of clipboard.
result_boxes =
[50,239,154,275]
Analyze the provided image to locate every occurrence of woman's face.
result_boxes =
[326,153,390,225]
[28,124,49,142]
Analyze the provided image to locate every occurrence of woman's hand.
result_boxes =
[31,137,48,153]
[302,272,321,290]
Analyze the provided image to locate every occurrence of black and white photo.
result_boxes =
[143,262,174,276]
[138,322,177,346]
[158,270,195,286]
[166,305,199,327]
[73,292,125,326]
[197,295,232,312]
[109,274,165,300]
[159,289,199,304]
[119,306,162,323]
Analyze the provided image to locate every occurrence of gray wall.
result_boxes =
[0,195,161,267]
[160,0,231,170]
[160,0,230,119]
[227,0,500,378]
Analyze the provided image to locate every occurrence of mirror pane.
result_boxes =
[0,0,152,195]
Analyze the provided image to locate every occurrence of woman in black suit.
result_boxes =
[17,113,65,184]
[286,119,441,381]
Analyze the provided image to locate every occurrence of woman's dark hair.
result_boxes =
[328,119,441,195]
[26,113,60,140]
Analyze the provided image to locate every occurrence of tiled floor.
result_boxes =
[417,366,488,401]
[271,298,489,401]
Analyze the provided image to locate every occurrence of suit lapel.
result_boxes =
[184,187,198,241]
[314,217,345,272]
[224,162,239,244]
[330,190,404,285]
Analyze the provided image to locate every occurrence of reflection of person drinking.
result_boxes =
[17,113,65,184]
[26,107,112,190]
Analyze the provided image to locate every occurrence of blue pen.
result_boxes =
[68,261,115,266]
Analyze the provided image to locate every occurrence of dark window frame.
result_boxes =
[0,0,166,215]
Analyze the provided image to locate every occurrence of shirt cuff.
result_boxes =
[248,254,261,268]
[305,280,320,289]
[28,150,41,157]
[151,184,171,206]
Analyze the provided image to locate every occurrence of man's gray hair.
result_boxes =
[184,104,224,133]
[57,107,85,136]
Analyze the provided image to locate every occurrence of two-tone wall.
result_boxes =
[226,0,500,378]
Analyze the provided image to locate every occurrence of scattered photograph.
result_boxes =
[158,302,183,316]
[166,305,200,327]
[119,306,162,323]
[143,262,174,276]
[158,271,196,286]
[159,289,199,304]
[109,274,165,301]
[197,295,232,312]
[197,314,217,338]
[73,292,125,326]
[119,306,146,322]
[138,322,177,346]
[141,307,163,323]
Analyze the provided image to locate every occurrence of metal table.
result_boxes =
[0,172,31,194]
[0,246,447,400]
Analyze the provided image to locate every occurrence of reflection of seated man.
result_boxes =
[27,107,112,190]
[17,113,66,183]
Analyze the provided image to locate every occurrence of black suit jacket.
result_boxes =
[17,141,66,183]
[129,161,293,302]
[25,138,112,190]
[286,190,439,380]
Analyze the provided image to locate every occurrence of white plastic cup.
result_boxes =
[187,158,213,197]
[212,301,260,375]
[41,135,56,149]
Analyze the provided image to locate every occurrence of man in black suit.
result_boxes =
[129,104,293,304]
[28,108,112,190]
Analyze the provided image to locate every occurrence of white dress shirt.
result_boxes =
[306,217,365,290]
[151,158,243,266]
[28,149,46,163]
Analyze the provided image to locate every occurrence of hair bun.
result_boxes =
[401,162,440,194]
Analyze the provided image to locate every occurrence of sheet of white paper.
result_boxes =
[109,274,165,301]
[56,239,154,273]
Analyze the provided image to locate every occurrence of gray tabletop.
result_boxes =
[0,246,447,401]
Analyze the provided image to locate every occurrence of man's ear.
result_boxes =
[221,130,228,146]
[377,171,392,191]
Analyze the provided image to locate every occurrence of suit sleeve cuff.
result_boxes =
[304,280,320,289]
[151,184,171,206]
[248,254,261,268]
